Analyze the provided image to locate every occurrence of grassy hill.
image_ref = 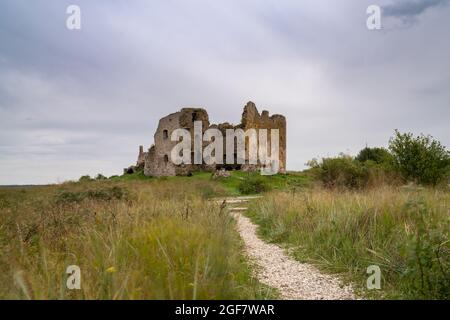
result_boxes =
[0,169,448,299]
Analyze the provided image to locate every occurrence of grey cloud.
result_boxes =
[383,0,449,18]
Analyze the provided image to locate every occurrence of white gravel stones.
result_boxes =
[227,198,355,300]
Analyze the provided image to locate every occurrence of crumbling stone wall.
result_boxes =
[123,145,147,174]
[126,101,286,176]
[239,102,287,174]
[137,146,146,168]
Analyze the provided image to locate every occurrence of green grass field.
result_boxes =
[110,170,313,196]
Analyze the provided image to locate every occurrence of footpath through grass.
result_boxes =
[245,186,450,299]
[5,168,445,300]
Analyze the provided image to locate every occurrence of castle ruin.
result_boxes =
[125,101,286,176]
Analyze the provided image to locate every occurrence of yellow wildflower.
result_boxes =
[106,267,116,273]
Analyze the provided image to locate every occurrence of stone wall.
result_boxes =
[128,101,286,177]
[240,102,287,174]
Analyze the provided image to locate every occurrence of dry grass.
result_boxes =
[246,185,450,299]
[0,179,274,299]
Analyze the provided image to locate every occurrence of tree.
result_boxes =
[389,130,449,185]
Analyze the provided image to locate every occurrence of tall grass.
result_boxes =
[246,186,449,299]
[0,179,274,299]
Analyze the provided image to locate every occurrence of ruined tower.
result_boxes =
[124,101,286,176]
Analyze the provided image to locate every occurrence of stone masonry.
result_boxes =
[125,101,286,176]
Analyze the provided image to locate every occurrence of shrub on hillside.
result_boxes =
[238,176,271,194]
[389,130,449,186]
[319,155,365,189]
[79,175,92,182]
[356,147,393,165]
[95,174,107,181]
[308,153,401,189]
[361,159,403,187]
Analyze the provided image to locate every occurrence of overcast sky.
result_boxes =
[1,0,449,184]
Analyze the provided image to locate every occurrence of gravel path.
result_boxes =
[224,197,355,300]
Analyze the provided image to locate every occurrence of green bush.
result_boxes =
[238,176,271,194]
[356,147,393,165]
[361,159,403,187]
[318,155,365,189]
[389,130,449,186]
[95,174,107,181]
[78,175,92,182]
[310,156,397,190]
